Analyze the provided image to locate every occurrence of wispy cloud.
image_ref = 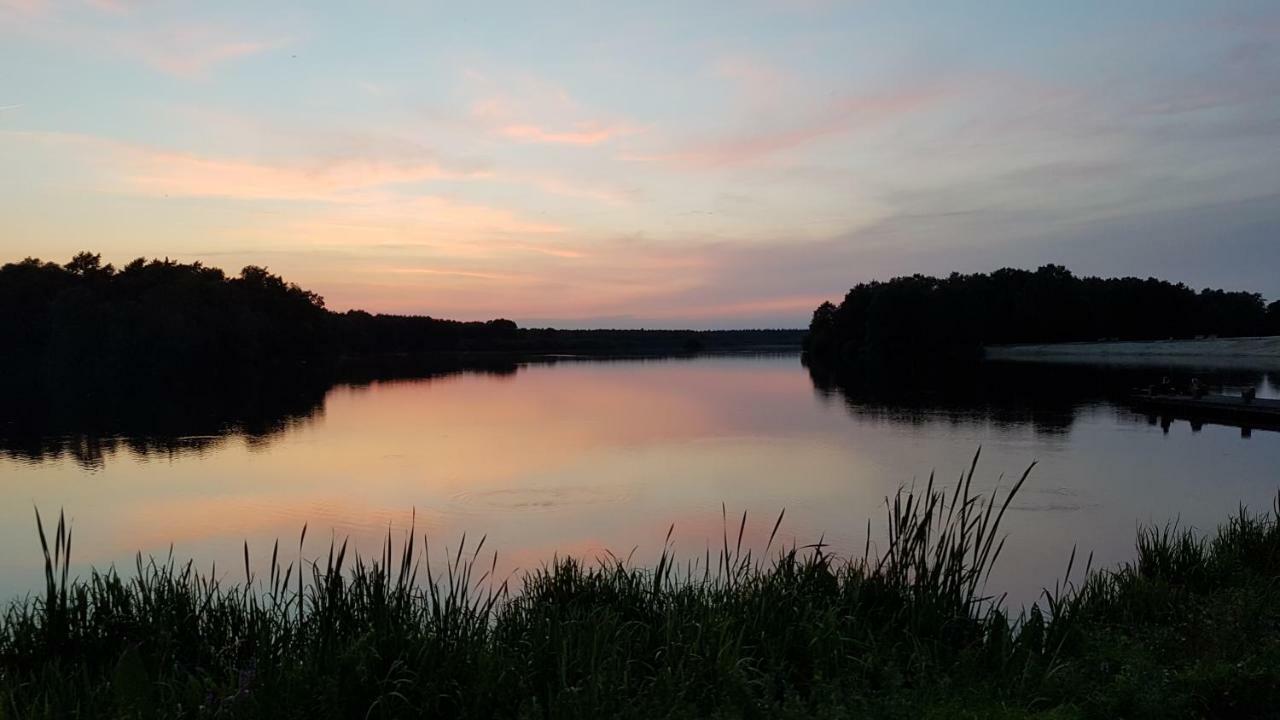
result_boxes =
[379,267,527,282]
[643,84,948,169]
[0,0,47,18]
[125,151,458,200]
[85,0,131,14]
[500,122,636,146]
[1,4,282,77]
[498,243,586,259]
[10,130,486,202]
[519,174,635,205]
[466,70,643,148]
[109,25,284,77]
[711,55,791,108]
[275,196,568,260]
[6,3,1278,325]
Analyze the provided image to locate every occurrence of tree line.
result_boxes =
[0,253,801,386]
[804,264,1280,367]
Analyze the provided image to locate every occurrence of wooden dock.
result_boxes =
[1131,392,1280,427]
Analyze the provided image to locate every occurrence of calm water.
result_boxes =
[3,353,1279,606]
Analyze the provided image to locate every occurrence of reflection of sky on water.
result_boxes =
[2,355,1278,609]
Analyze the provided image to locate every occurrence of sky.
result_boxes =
[2,1,1279,328]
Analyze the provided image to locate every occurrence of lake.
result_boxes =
[3,353,1279,607]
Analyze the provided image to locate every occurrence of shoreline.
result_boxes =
[984,335,1280,370]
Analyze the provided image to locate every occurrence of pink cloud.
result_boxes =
[501,243,586,259]
[465,72,641,148]
[11,131,481,201]
[124,151,456,200]
[112,26,283,77]
[712,55,791,107]
[470,97,512,122]
[1,6,280,77]
[644,83,948,169]
[273,197,569,262]
[500,122,635,146]
[0,0,47,17]
[515,174,634,205]
[380,267,528,282]
[85,0,130,13]
[2,0,45,12]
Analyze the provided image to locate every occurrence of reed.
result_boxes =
[3,456,1279,718]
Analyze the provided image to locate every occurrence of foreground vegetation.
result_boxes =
[3,461,1280,718]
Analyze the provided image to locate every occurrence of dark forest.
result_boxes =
[0,253,801,386]
[805,264,1280,368]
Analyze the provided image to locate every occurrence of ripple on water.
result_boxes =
[449,485,633,514]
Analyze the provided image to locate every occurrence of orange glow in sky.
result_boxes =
[4,2,1279,326]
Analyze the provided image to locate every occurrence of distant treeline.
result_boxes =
[0,253,801,385]
[805,264,1280,367]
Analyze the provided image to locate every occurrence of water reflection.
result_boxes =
[5,354,1277,471]
[2,353,1278,608]
[807,359,1280,437]
[0,355,521,470]
[0,376,329,469]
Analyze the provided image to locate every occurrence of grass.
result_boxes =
[2,454,1279,719]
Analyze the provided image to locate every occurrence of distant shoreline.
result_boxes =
[985,335,1280,370]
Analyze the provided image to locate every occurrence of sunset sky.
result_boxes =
[3,1,1279,327]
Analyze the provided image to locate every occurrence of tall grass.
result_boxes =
[3,456,1280,718]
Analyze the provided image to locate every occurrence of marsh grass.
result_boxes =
[3,455,1280,718]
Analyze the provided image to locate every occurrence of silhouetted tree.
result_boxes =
[1,253,335,386]
[64,251,114,277]
[1,253,804,388]
[805,265,1275,368]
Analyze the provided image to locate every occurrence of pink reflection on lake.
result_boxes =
[3,355,1279,608]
